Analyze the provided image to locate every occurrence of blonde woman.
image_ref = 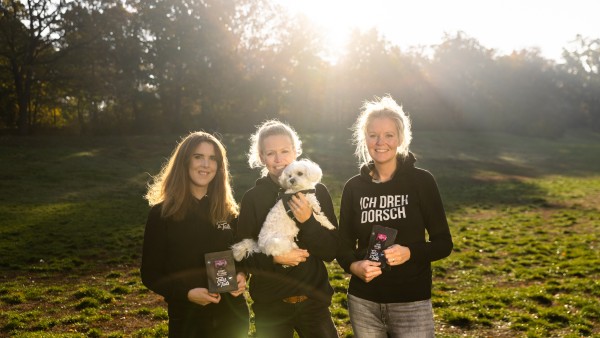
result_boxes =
[235,120,339,338]
[337,96,453,337]
[141,132,249,338]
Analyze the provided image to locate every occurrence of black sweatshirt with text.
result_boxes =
[336,153,453,303]
[141,197,239,305]
[235,176,339,304]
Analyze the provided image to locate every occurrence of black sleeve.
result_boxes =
[336,181,360,273]
[407,171,453,263]
[296,184,339,262]
[140,207,189,303]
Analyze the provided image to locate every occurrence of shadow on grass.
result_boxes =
[425,158,549,213]
[0,193,148,272]
[0,136,172,272]
[0,131,598,272]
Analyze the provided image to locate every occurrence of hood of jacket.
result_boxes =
[359,152,417,182]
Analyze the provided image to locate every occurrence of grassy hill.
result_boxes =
[0,130,598,337]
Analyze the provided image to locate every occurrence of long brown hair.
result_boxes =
[145,132,238,223]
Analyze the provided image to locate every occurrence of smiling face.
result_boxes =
[260,134,297,182]
[188,141,218,198]
[366,117,400,167]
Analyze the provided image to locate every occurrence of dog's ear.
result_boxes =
[303,159,322,183]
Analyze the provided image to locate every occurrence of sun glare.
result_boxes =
[272,0,600,63]
[272,0,454,63]
[273,0,377,62]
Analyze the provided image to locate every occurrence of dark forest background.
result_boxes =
[1,0,600,137]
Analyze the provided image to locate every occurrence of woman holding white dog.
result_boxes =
[336,96,453,337]
[235,120,339,338]
[141,132,249,338]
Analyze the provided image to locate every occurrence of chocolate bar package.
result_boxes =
[364,225,398,271]
[205,250,238,293]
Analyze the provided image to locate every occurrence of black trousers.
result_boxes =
[252,298,338,338]
[167,293,249,338]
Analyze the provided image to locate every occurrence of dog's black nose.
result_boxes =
[289,178,296,185]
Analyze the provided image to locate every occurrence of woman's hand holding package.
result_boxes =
[383,244,411,266]
[350,260,382,283]
[187,288,221,306]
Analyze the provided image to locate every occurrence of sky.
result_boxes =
[273,0,599,62]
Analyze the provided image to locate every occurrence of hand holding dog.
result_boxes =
[273,248,309,266]
[288,193,312,223]
[350,260,382,283]
[187,287,221,305]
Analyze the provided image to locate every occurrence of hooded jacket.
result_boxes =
[235,175,339,304]
[141,196,240,304]
[336,153,453,303]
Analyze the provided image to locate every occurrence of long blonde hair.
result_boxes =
[352,95,412,168]
[145,132,238,223]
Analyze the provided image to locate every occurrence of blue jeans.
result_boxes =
[347,294,435,338]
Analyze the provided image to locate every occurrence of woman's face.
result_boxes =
[366,117,400,166]
[188,141,218,198]
[260,134,297,180]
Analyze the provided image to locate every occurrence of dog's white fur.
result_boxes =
[232,159,335,261]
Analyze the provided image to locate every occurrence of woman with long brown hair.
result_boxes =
[141,131,249,338]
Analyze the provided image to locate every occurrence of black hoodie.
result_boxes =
[336,153,453,303]
[235,176,339,304]
[141,196,240,304]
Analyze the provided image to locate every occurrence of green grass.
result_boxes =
[0,129,599,337]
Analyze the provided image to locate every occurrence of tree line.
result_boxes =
[1,0,599,137]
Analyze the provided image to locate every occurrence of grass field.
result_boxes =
[0,130,599,337]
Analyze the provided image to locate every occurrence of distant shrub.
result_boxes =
[135,307,152,316]
[76,297,100,310]
[133,323,168,338]
[2,319,25,332]
[111,286,129,295]
[74,287,104,299]
[529,294,553,306]
[74,287,113,304]
[60,315,85,325]
[87,328,102,338]
[540,308,570,326]
[151,307,168,320]
[31,319,57,331]
[443,310,474,328]
[1,292,26,305]
[106,272,122,279]
[580,305,600,320]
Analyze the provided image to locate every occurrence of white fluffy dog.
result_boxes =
[232,159,335,261]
